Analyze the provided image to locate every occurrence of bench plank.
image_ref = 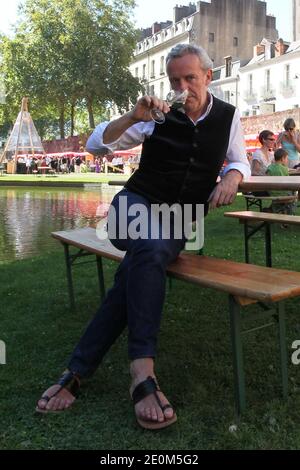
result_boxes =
[52,227,300,303]
[52,227,125,262]
[224,211,300,226]
[169,254,300,303]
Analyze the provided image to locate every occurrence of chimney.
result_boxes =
[173,3,196,23]
[152,22,162,35]
[253,44,265,57]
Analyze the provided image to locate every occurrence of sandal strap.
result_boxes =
[132,375,169,411]
[57,370,80,398]
[132,376,158,405]
[161,404,173,412]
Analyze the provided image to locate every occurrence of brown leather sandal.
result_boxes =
[132,376,177,430]
[35,370,80,414]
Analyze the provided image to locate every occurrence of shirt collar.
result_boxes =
[178,90,213,125]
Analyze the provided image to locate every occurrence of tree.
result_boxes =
[0,0,142,139]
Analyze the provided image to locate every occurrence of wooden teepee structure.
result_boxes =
[0,97,45,172]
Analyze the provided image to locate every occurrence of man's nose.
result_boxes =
[174,79,188,92]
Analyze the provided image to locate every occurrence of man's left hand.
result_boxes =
[208,170,243,209]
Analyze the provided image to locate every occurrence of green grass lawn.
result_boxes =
[1,195,300,450]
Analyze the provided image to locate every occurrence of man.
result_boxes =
[36,44,250,429]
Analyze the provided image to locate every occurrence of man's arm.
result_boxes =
[103,96,170,144]
[208,109,250,209]
[86,95,170,155]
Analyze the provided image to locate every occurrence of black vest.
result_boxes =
[125,96,235,206]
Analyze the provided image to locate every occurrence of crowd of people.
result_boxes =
[247,118,300,214]
[16,154,140,175]
[249,118,300,175]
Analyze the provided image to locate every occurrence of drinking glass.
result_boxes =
[150,89,188,124]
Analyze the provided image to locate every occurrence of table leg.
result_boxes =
[229,295,246,416]
[277,301,288,400]
[63,243,75,310]
[96,256,106,300]
[265,223,272,267]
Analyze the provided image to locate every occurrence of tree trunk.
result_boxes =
[87,99,95,129]
[70,102,75,137]
[59,104,65,139]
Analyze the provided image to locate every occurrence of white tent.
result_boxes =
[0,97,45,172]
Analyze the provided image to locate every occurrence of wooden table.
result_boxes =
[108,176,300,192]
[239,176,300,192]
[224,210,300,267]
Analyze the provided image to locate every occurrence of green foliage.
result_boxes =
[0,0,141,139]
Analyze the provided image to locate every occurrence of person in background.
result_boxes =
[266,148,297,215]
[251,130,275,176]
[95,158,100,173]
[276,118,300,169]
[250,129,276,197]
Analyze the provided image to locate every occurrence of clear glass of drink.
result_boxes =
[150,89,189,124]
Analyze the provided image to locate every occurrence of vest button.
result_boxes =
[192,142,198,148]
[190,157,195,163]
[194,128,199,134]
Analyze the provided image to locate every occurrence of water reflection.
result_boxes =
[0,186,119,262]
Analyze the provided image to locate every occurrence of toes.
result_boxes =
[150,407,159,422]
[163,406,174,420]
[46,397,59,411]
[37,398,48,410]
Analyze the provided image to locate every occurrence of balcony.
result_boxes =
[279,81,296,98]
[260,86,276,102]
[243,91,258,104]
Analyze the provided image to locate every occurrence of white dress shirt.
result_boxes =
[86,93,251,180]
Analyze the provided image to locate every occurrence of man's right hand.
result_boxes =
[128,95,171,123]
[103,95,170,145]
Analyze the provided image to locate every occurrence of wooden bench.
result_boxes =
[52,226,300,416]
[224,211,300,267]
[243,194,298,212]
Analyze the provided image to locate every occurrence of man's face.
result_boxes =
[167,53,212,117]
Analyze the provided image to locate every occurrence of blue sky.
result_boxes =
[0,0,293,41]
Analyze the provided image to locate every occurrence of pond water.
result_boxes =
[0,185,120,263]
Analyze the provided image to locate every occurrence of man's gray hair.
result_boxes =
[166,44,213,70]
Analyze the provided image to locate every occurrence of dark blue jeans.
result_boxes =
[68,188,186,377]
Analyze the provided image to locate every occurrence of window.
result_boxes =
[135,67,138,78]
[265,69,271,91]
[142,64,146,79]
[160,56,165,75]
[150,85,155,96]
[285,64,290,86]
[151,60,155,78]
[160,82,164,99]
[225,56,232,78]
[233,37,238,47]
[248,74,253,94]
[224,91,230,103]
[209,32,215,43]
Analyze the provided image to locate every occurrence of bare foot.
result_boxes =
[36,371,80,413]
[130,358,176,427]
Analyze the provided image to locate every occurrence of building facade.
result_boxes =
[294,0,300,41]
[210,38,300,118]
[130,0,278,99]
